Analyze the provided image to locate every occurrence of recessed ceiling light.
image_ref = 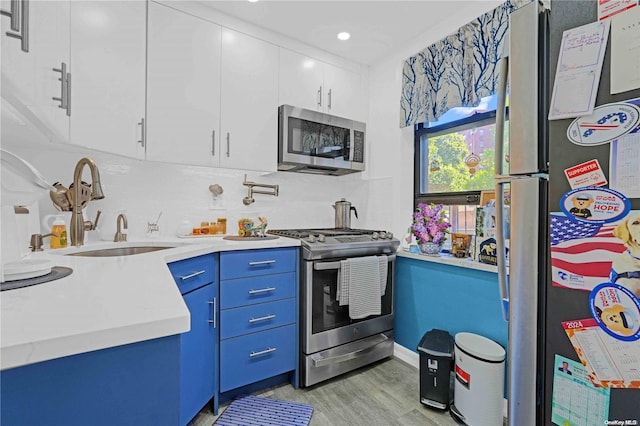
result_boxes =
[337,32,351,41]
[248,0,259,3]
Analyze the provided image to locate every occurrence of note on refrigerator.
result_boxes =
[563,319,640,388]
[598,0,638,21]
[611,6,640,94]
[551,354,610,426]
[549,20,610,120]
[610,132,640,198]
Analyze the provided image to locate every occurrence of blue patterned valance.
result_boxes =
[400,0,532,128]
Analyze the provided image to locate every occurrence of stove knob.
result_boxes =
[371,232,379,240]
[317,234,325,243]
[307,234,316,243]
[379,231,387,239]
[387,231,394,239]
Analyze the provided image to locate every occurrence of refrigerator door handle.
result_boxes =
[494,54,510,322]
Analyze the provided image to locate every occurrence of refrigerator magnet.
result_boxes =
[590,282,640,341]
[564,159,608,189]
[566,102,640,146]
[560,187,630,224]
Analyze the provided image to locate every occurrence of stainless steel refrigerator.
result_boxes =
[494,1,640,425]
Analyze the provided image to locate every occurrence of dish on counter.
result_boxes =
[177,233,228,238]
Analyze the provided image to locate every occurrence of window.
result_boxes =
[414,94,508,235]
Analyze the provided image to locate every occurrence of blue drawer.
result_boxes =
[220,298,296,340]
[220,272,296,309]
[219,248,297,280]
[167,253,216,295]
[219,324,296,392]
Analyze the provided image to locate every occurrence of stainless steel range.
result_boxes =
[268,228,399,387]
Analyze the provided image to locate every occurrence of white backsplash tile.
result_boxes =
[2,138,387,243]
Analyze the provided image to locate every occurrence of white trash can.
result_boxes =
[450,332,505,426]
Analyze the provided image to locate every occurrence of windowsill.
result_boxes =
[396,250,501,273]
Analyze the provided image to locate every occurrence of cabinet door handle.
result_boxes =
[0,0,20,32]
[226,132,230,157]
[137,118,145,147]
[179,270,205,280]
[211,130,215,156]
[317,86,322,107]
[52,63,68,110]
[248,287,276,295]
[248,260,276,266]
[65,72,71,116]
[208,298,216,328]
[249,347,276,358]
[327,88,332,110]
[3,0,28,52]
[248,314,276,323]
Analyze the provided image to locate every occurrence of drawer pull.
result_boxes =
[208,298,216,328]
[248,314,276,323]
[179,270,205,280]
[248,260,276,266]
[249,347,276,358]
[248,287,276,295]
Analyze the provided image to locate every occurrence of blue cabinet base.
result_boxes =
[0,335,180,426]
[218,371,298,406]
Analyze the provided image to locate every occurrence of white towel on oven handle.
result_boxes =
[338,255,388,307]
[344,255,383,319]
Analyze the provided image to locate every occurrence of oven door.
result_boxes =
[301,254,395,355]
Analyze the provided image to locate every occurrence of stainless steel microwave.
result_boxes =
[278,105,365,175]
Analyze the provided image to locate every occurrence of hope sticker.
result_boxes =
[560,187,630,224]
[590,283,640,341]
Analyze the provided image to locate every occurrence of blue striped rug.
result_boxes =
[214,395,314,426]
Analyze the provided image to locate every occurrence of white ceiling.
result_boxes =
[200,1,503,65]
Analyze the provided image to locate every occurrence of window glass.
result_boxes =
[414,94,507,235]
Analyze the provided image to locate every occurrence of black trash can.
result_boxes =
[417,329,454,410]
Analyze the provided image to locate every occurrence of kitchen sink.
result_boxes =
[64,246,175,257]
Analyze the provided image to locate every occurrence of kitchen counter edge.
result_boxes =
[0,237,301,371]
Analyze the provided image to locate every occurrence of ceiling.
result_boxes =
[200,1,502,65]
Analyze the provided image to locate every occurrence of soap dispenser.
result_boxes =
[50,215,68,249]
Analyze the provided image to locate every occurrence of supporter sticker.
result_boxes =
[564,159,607,189]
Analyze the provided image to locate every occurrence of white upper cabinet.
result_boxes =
[69,1,146,159]
[278,48,362,121]
[2,0,70,143]
[146,1,222,167]
[220,28,278,172]
[146,3,278,172]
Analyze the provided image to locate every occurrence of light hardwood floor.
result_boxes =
[189,357,460,426]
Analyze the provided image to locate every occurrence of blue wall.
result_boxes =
[394,256,508,355]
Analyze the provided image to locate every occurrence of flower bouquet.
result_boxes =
[410,203,451,255]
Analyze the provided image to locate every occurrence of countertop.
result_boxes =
[0,236,300,371]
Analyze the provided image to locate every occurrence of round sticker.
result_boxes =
[567,102,640,146]
[560,187,630,224]
[590,283,640,341]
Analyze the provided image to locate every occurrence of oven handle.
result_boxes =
[313,254,395,271]
[310,334,390,367]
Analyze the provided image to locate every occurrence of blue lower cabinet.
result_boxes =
[220,298,296,340]
[0,335,180,426]
[181,283,217,425]
[220,324,296,392]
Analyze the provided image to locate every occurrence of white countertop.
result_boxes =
[0,236,300,371]
[396,250,501,273]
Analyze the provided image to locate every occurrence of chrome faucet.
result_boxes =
[113,214,128,242]
[70,157,105,246]
[242,174,279,205]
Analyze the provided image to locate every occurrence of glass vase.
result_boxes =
[420,241,442,256]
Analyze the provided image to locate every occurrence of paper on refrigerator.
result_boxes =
[610,6,640,94]
[562,318,640,388]
[551,354,610,426]
[549,20,610,120]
